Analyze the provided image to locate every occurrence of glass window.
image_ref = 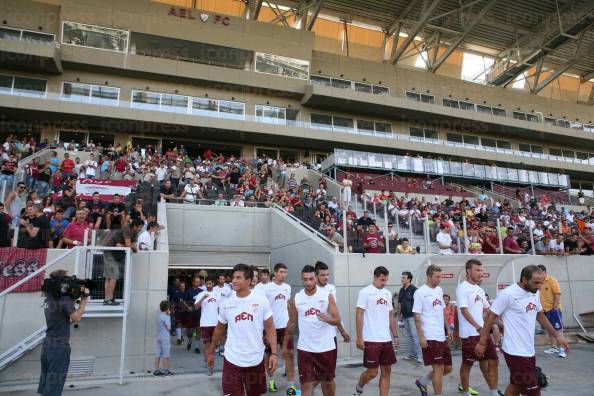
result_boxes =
[409,127,424,139]
[131,90,160,110]
[481,138,496,147]
[443,98,459,108]
[518,143,531,153]
[91,85,119,105]
[310,113,333,130]
[584,124,594,132]
[354,82,372,93]
[492,107,506,117]
[531,145,544,154]
[576,151,589,160]
[549,148,562,157]
[13,76,46,97]
[21,30,54,43]
[526,113,540,122]
[372,85,390,96]
[496,140,511,150]
[62,21,129,52]
[192,97,218,116]
[219,100,245,120]
[562,149,575,158]
[332,116,354,132]
[446,133,463,143]
[464,135,480,146]
[374,122,392,137]
[256,105,286,124]
[161,94,188,113]
[254,52,309,80]
[513,111,527,121]
[331,78,352,89]
[420,94,435,104]
[557,119,570,128]
[356,119,374,135]
[570,121,583,130]
[0,27,20,40]
[0,75,13,93]
[544,117,557,126]
[476,105,492,114]
[310,75,331,86]
[459,101,475,111]
[405,91,420,101]
[424,129,439,140]
[62,82,91,102]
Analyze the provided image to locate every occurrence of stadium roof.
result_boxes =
[259,0,594,90]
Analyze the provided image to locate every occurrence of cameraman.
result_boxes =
[38,270,88,396]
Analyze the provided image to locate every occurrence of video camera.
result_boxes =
[41,275,92,300]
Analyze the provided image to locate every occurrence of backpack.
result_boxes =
[535,366,548,388]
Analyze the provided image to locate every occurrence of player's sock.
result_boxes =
[490,390,499,396]
[419,375,431,387]
[355,384,364,394]
[175,328,182,340]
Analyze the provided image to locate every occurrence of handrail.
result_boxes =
[449,182,520,208]
[270,204,339,253]
[17,147,52,168]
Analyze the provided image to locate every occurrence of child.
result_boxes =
[154,301,173,376]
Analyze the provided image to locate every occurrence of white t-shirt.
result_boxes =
[490,283,542,357]
[136,230,154,251]
[356,284,393,342]
[184,184,200,202]
[548,240,564,252]
[317,283,338,336]
[155,167,168,181]
[214,284,232,301]
[436,231,453,254]
[84,160,97,177]
[265,282,291,329]
[294,288,336,353]
[218,291,272,367]
[194,290,219,327]
[455,281,490,338]
[412,284,446,342]
[254,282,269,295]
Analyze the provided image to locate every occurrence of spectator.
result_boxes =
[106,194,127,229]
[60,209,92,248]
[17,204,50,249]
[396,271,422,363]
[159,180,176,203]
[396,238,416,254]
[0,202,11,247]
[154,301,173,376]
[363,224,383,253]
[325,225,344,252]
[26,157,40,189]
[49,209,69,247]
[357,210,375,227]
[436,224,456,254]
[84,153,98,179]
[137,221,159,251]
[60,153,75,179]
[181,178,202,203]
[5,181,27,228]
[503,227,523,254]
[538,265,566,358]
[0,152,18,188]
[548,235,567,256]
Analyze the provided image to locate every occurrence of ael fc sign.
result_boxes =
[168,7,230,26]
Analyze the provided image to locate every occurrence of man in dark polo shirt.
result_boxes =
[397,271,422,363]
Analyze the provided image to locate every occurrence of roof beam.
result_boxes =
[386,0,422,36]
[532,34,594,94]
[488,0,594,86]
[247,0,263,20]
[306,0,324,31]
[430,0,499,73]
[391,0,445,64]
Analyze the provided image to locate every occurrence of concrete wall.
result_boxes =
[0,249,168,383]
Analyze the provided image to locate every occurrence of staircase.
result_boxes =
[0,326,46,372]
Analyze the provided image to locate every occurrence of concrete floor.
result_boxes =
[5,343,594,395]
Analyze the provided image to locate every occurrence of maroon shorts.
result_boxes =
[503,352,540,396]
[363,341,397,368]
[265,328,294,353]
[461,336,498,366]
[421,340,452,367]
[222,358,267,396]
[297,349,337,384]
[185,311,200,328]
[201,326,215,345]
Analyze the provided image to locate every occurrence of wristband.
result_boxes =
[269,352,278,356]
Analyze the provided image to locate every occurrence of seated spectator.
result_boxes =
[0,202,11,247]
[396,238,416,254]
[535,236,550,255]
[214,193,226,206]
[503,227,523,254]
[60,209,92,248]
[468,234,483,254]
[325,225,344,252]
[548,235,567,256]
[49,209,69,247]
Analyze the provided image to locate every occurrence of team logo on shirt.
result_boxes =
[305,307,321,317]
[251,303,260,313]
[207,297,216,303]
[274,294,286,301]
[432,298,442,307]
[376,297,388,306]
[525,302,537,312]
[474,295,483,303]
[234,312,254,322]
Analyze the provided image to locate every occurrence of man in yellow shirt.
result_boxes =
[537,265,566,358]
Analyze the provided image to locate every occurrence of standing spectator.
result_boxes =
[397,271,422,363]
[26,157,40,189]
[60,153,75,180]
[185,276,205,354]
[0,202,11,247]
[0,153,18,188]
[84,153,98,179]
[137,221,159,251]
[48,151,61,175]
[159,180,177,203]
[363,224,383,253]
[17,204,50,249]
[436,224,456,254]
[106,194,127,229]
[113,156,127,180]
[342,174,352,206]
[36,160,52,197]
[100,219,143,305]
[5,181,27,228]
[538,265,566,358]
[357,211,375,227]
[181,178,202,203]
[155,162,168,184]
